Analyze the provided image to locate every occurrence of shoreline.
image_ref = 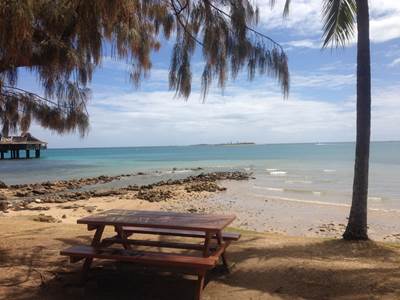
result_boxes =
[1,171,400,242]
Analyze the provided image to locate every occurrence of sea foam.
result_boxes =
[269,171,287,176]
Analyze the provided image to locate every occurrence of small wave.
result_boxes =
[285,180,313,184]
[266,168,278,172]
[368,196,383,201]
[269,171,287,176]
[285,188,318,194]
[323,169,336,173]
[253,186,284,192]
[313,191,322,196]
[262,196,400,214]
[266,187,284,192]
[173,170,193,173]
[268,196,351,208]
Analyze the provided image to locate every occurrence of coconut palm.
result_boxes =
[280,0,371,240]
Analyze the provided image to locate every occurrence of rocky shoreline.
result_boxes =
[0,171,252,213]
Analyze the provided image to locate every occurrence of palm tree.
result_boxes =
[280,0,371,240]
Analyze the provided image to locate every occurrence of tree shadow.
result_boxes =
[3,233,400,300]
[211,238,400,299]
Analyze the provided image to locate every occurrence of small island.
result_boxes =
[193,142,256,146]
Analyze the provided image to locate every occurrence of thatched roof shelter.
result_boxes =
[0,133,47,159]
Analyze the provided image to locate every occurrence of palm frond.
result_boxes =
[269,0,291,17]
[283,0,291,17]
[322,0,356,47]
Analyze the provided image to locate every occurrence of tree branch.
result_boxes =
[169,0,204,46]
[207,2,285,51]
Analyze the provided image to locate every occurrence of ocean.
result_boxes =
[1,142,399,210]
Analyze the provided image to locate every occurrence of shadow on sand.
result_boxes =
[2,235,400,299]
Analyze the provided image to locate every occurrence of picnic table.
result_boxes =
[60,209,240,300]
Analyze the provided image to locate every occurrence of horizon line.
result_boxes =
[46,140,400,150]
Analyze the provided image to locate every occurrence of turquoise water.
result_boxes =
[1,142,399,208]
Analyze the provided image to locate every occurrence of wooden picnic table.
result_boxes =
[61,209,240,300]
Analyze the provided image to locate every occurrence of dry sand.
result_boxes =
[1,217,400,300]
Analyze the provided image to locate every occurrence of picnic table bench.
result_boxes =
[60,209,240,300]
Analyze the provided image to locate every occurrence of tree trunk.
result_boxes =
[343,0,371,240]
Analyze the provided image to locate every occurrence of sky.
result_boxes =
[20,0,400,148]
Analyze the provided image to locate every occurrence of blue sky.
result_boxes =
[20,0,400,148]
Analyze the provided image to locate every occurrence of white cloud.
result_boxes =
[258,0,400,47]
[292,73,355,88]
[284,39,322,49]
[389,58,400,68]
[33,80,400,148]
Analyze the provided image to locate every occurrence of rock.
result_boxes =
[26,205,50,211]
[61,204,81,209]
[84,206,96,213]
[15,191,30,197]
[190,167,203,171]
[0,200,9,211]
[137,189,173,202]
[34,198,42,203]
[0,181,7,189]
[33,214,60,223]
[54,198,68,203]
[62,214,67,219]
[0,193,7,200]
[92,190,125,197]
[185,182,226,193]
[126,185,139,191]
[32,189,47,195]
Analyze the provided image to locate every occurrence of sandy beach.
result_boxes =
[2,172,400,241]
[1,172,400,299]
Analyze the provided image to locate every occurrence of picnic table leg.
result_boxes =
[115,226,132,250]
[216,232,229,272]
[202,232,212,257]
[195,271,206,300]
[82,225,105,281]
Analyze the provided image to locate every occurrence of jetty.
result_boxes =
[0,133,47,159]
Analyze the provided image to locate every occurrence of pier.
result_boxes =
[0,133,47,159]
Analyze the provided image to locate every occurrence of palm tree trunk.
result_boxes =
[343,0,371,240]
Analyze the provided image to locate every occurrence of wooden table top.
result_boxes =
[77,209,236,232]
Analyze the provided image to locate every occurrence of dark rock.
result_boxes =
[185,182,226,193]
[26,205,50,211]
[137,189,173,202]
[0,200,9,211]
[84,206,96,213]
[0,193,7,200]
[0,181,7,189]
[32,189,47,195]
[61,204,81,209]
[33,214,60,223]
[126,185,139,191]
[92,190,125,197]
[15,190,31,197]
[190,167,203,171]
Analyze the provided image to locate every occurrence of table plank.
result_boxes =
[77,209,236,232]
